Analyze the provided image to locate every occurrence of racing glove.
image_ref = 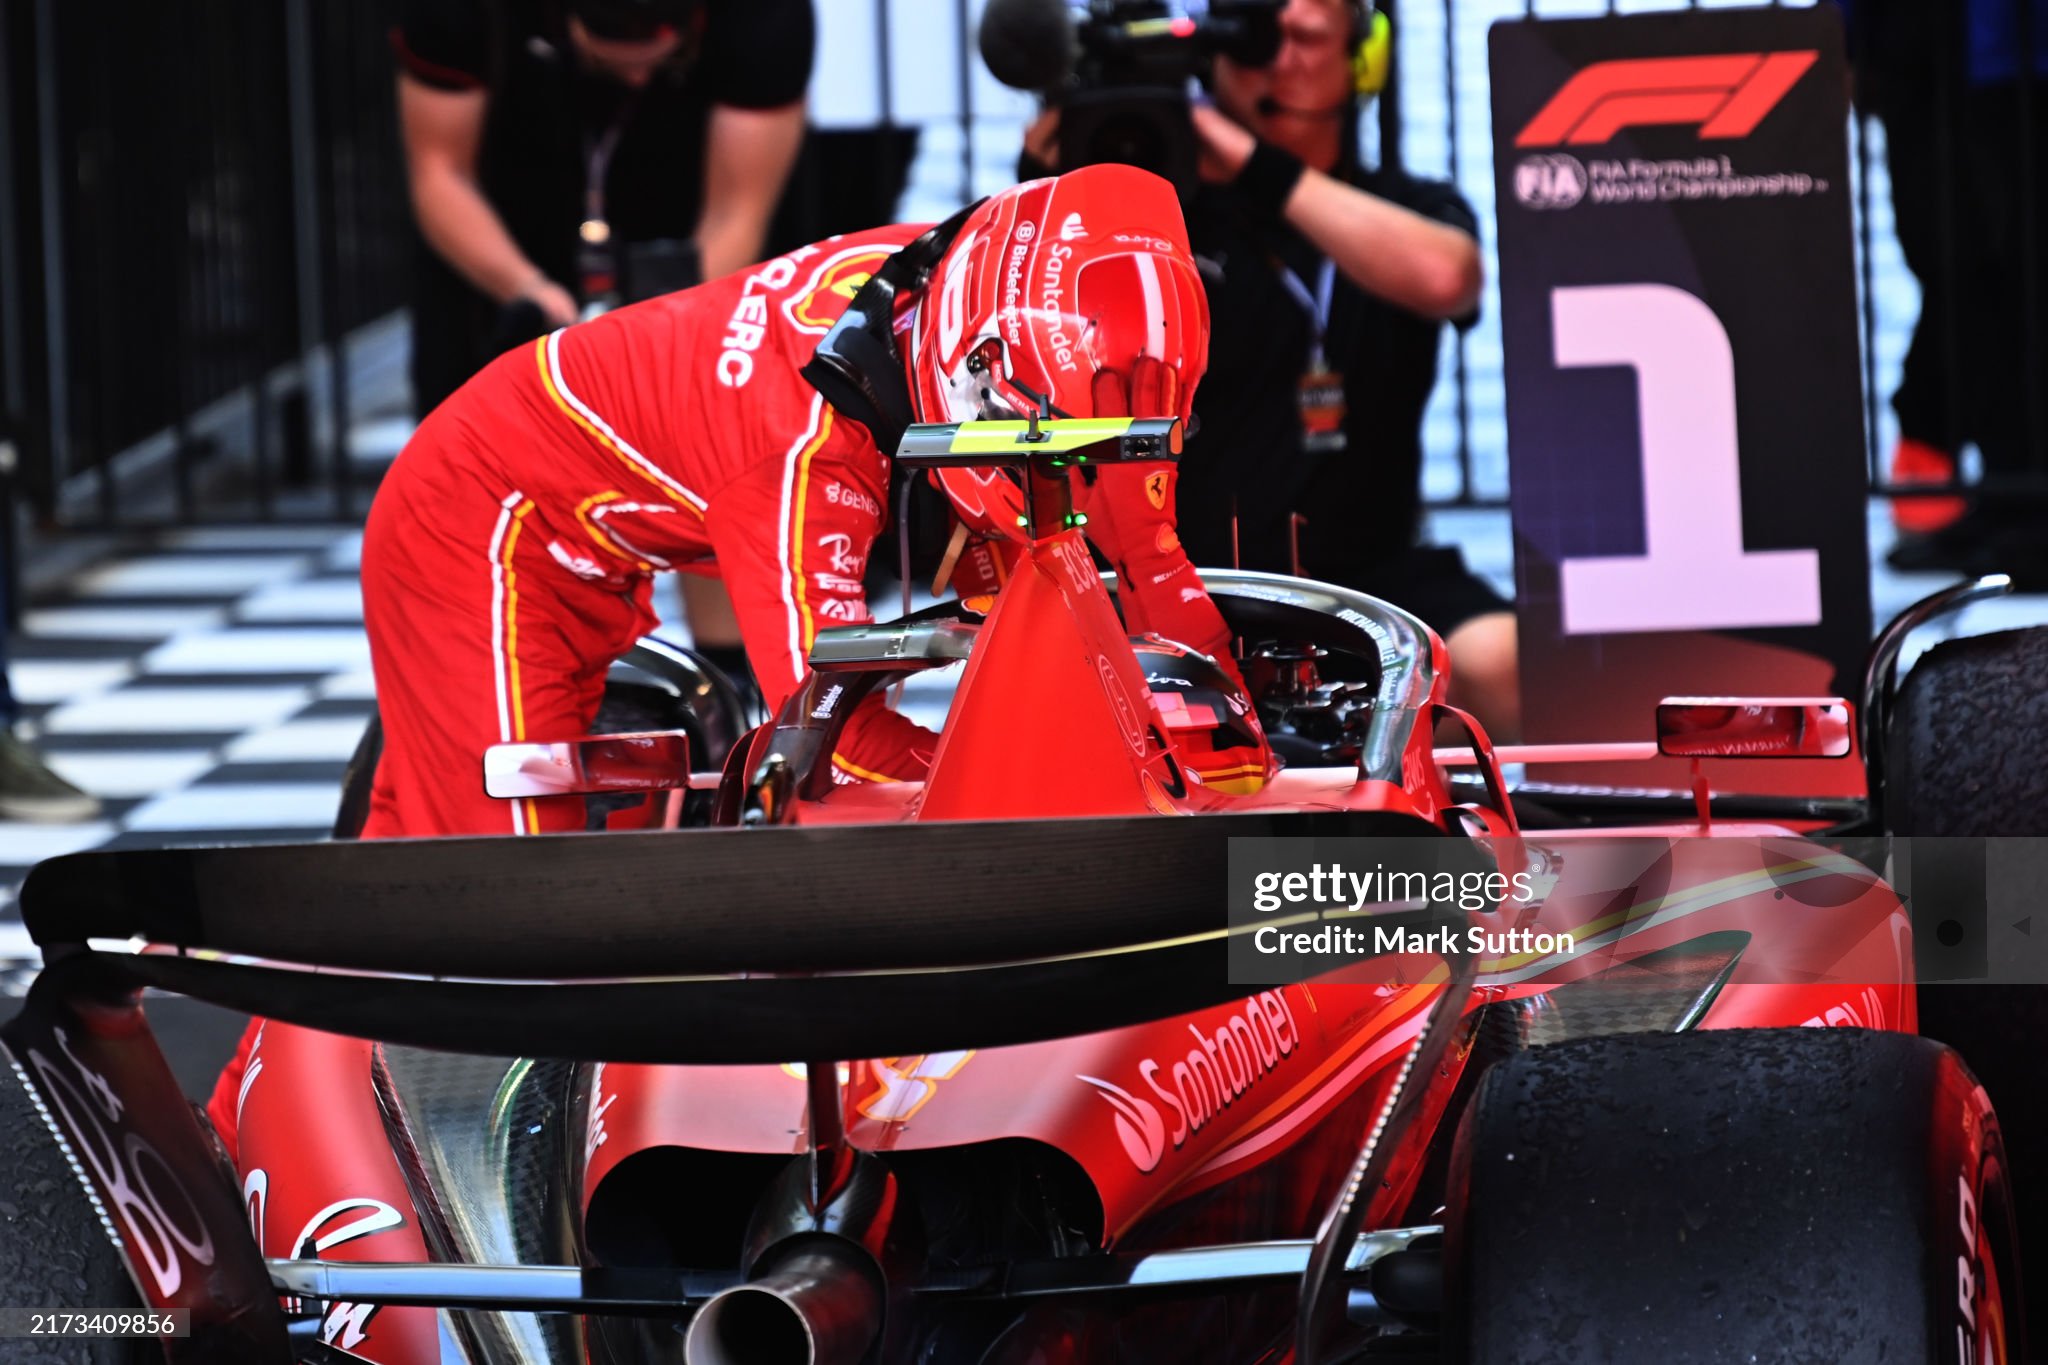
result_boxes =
[1076,357,1239,676]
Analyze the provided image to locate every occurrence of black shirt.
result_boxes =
[1177,164,1477,582]
[394,0,814,408]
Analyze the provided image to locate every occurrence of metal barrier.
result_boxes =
[0,0,408,533]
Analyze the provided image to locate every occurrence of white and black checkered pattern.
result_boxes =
[0,524,374,970]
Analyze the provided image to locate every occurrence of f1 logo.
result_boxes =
[1516,51,1818,147]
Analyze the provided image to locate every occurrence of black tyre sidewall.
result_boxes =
[0,1070,152,1365]
[1888,625,2048,837]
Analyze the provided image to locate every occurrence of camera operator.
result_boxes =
[1020,0,1517,739]
[393,0,814,413]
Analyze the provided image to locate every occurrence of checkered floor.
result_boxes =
[0,524,374,967]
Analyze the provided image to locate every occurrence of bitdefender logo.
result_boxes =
[1515,51,1818,147]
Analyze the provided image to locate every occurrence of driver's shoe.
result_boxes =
[0,730,100,822]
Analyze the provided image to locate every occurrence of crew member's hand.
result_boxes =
[1191,104,1257,185]
[515,274,580,329]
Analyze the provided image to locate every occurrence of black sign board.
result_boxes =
[1490,8,1868,790]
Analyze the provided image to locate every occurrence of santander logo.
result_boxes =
[1080,990,1301,1173]
[1077,1075,1168,1172]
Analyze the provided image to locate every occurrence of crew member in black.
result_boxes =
[1024,0,1516,737]
[392,0,815,411]
[393,0,814,676]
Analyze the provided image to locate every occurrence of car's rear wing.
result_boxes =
[3,810,1458,1362]
[16,809,1452,1062]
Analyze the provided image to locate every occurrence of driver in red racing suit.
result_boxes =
[207,164,1238,1163]
[364,160,1231,836]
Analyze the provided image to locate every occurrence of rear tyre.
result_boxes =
[0,1071,149,1365]
[1888,623,2048,836]
[1890,623,2048,1349]
[1445,1030,2019,1364]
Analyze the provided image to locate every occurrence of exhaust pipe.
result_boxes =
[685,1240,884,1365]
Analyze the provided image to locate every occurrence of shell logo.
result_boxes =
[855,1052,975,1123]
[786,247,894,333]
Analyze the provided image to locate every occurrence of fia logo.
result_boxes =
[1514,154,1587,211]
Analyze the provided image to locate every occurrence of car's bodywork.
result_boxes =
[0,419,1977,1364]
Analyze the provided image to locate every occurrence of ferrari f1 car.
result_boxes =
[0,417,2034,1364]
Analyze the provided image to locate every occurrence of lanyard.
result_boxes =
[1277,256,1338,368]
[578,100,637,301]
[582,109,632,238]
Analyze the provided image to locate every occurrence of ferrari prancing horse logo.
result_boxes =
[1144,470,1170,510]
[786,247,894,332]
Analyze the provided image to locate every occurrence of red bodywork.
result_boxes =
[235,527,1911,1362]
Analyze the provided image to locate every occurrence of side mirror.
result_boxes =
[1655,698,1854,759]
[483,730,692,799]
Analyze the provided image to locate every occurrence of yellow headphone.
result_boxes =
[1352,2,1391,98]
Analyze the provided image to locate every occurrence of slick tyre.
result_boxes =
[1445,1030,2019,1365]
[0,1072,149,1365]
[1888,623,2048,836]
[1890,623,2048,1353]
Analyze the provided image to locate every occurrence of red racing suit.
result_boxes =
[208,232,940,1169]
[208,226,1237,1168]
[361,224,940,838]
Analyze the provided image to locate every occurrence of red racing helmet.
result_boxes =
[906,164,1211,538]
